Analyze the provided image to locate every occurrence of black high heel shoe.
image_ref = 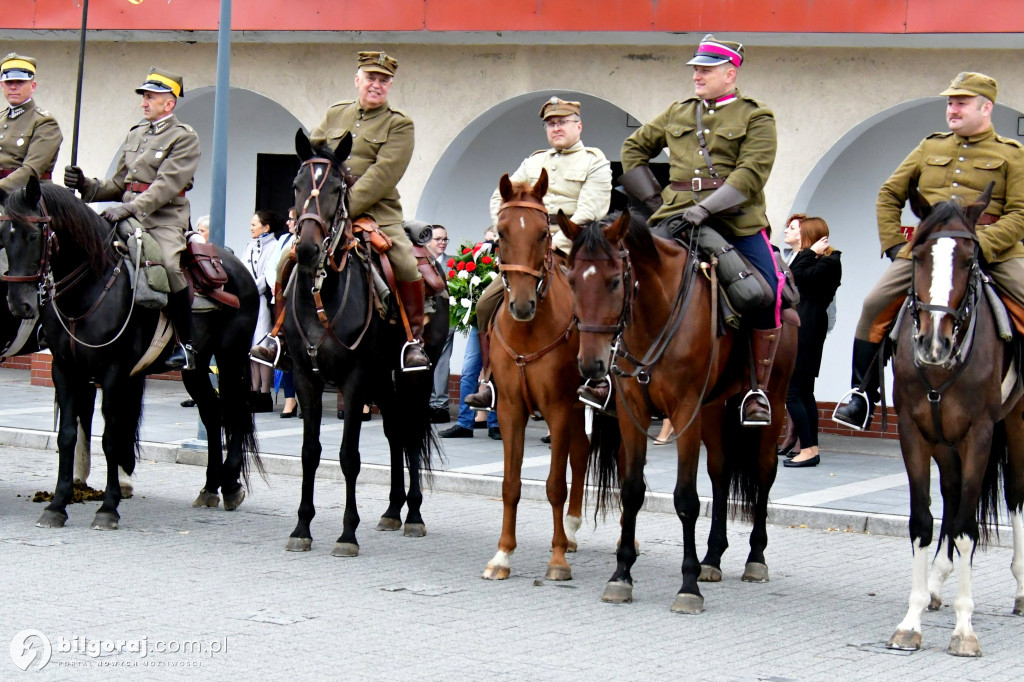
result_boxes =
[280,408,298,419]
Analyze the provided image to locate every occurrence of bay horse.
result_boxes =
[887,184,1024,657]
[481,169,596,582]
[563,210,798,613]
[0,176,261,530]
[284,131,438,556]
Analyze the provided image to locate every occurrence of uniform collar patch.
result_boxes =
[704,93,737,109]
[8,105,25,119]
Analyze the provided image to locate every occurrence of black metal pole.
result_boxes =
[70,0,89,167]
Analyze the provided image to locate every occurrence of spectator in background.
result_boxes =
[428,225,454,424]
[266,209,298,418]
[194,214,210,243]
[244,209,283,413]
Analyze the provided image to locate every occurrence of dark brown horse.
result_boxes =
[887,184,1024,657]
[481,170,592,582]
[563,210,797,613]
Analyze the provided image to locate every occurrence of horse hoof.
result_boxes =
[482,564,511,580]
[285,537,312,552]
[545,564,572,581]
[376,516,402,531]
[36,509,68,528]
[948,633,981,657]
[742,562,770,583]
[928,594,943,611]
[90,512,119,531]
[601,581,633,603]
[566,539,578,553]
[192,489,220,508]
[1014,597,1024,616]
[699,565,722,582]
[223,488,245,511]
[886,629,921,651]
[670,592,705,614]
[403,523,426,537]
[331,542,359,557]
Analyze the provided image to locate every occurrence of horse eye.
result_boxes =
[610,276,621,291]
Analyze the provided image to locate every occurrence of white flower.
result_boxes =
[458,270,470,280]
[470,275,482,287]
[449,296,457,305]
[488,271,499,280]
[460,298,472,308]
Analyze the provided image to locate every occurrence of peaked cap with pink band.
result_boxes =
[686,34,744,68]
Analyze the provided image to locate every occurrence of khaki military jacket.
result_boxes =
[621,90,776,236]
[878,127,1024,264]
[309,100,413,228]
[489,140,612,252]
[0,98,62,192]
[81,114,199,229]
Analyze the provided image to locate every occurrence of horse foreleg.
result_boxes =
[376,387,407,531]
[37,371,82,528]
[1011,511,1024,615]
[483,399,528,580]
[92,375,142,530]
[183,365,224,508]
[948,535,981,657]
[564,412,589,554]
[543,407,576,581]
[333,382,365,557]
[670,429,704,614]
[700,417,728,582]
[286,374,325,552]
[742,427,780,584]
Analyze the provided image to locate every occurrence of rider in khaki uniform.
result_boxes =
[834,72,1024,430]
[251,50,429,372]
[0,54,62,193]
[619,35,782,426]
[64,68,200,371]
[462,97,612,410]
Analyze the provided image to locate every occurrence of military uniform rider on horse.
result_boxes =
[0,53,62,194]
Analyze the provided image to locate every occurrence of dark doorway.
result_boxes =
[255,153,300,216]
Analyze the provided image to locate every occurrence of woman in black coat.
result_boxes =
[782,215,842,468]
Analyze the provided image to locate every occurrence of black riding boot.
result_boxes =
[166,288,197,371]
[832,339,882,431]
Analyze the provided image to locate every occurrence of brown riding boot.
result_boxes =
[740,326,782,427]
[463,331,495,411]
[396,279,431,372]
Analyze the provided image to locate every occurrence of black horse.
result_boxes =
[284,130,439,556]
[0,177,262,530]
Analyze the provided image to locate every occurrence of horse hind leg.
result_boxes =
[1011,511,1024,615]
[947,535,982,657]
[927,538,954,610]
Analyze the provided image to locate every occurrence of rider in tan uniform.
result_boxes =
[64,68,200,371]
[0,54,62,193]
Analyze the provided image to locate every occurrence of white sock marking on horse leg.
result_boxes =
[488,549,513,569]
[928,539,954,604]
[1010,512,1024,604]
[952,535,977,640]
[581,264,597,281]
[928,238,955,356]
[72,422,90,484]
[896,538,930,634]
[565,514,582,545]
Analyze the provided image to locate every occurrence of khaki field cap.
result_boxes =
[687,34,744,68]
[539,97,581,120]
[136,67,184,98]
[358,51,398,76]
[940,72,997,103]
[0,53,36,81]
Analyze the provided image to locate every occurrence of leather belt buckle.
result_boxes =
[691,178,703,192]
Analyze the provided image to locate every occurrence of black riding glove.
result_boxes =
[884,244,903,262]
[100,203,135,223]
[681,204,711,226]
[64,165,86,191]
[683,184,747,226]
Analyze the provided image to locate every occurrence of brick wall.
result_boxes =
[3,352,181,388]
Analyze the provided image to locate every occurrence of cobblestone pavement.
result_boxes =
[2,445,1023,680]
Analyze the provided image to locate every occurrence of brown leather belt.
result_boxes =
[978,213,998,225]
[128,181,186,197]
[670,177,725,192]
[0,169,52,180]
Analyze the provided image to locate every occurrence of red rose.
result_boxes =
[448,270,456,279]
[456,261,465,271]
[481,256,492,265]
[466,262,476,272]
[462,247,472,255]
[447,258,455,268]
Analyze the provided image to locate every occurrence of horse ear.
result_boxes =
[557,210,580,242]
[533,168,549,200]
[332,132,353,163]
[295,128,314,161]
[908,179,932,221]
[603,211,630,244]
[965,181,995,227]
[25,175,41,207]
[499,174,513,202]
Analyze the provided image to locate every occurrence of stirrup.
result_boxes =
[739,388,770,426]
[400,340,431,373]
[464,380,496,412]
[578,376,614,414]
[250,334,282,369]
[831,388,871,431]
[168,342,197,372]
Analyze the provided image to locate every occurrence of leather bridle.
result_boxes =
[496,199,555,300]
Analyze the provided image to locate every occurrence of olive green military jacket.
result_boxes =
[878,127,1024,264]
[0,98,62,193]
[621,90,776,236]
[309,100,413,228]
[488,140,612,252]
[81,114,199,229]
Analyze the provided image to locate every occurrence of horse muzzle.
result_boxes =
[508,295,537,322]
[914,331,954,367]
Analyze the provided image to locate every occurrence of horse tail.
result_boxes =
[588,411,622,522]
[977,419,1008,548]
[722,395,761,522]
[397,372,440,480]
[229,356,265,489]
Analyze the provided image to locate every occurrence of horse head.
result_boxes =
[908,182,992,366]
[0,176,50,319]
[293,128,353,271]
[495,168,550,321]
[563,210,632,380]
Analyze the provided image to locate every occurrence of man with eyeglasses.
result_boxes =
[427,224,455,423]
[460,96,611,412]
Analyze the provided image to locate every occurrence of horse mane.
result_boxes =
[569,209,660,265]
[7,184,110,274]
[910,199,973,249]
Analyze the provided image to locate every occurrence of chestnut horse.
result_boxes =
[563,210,797,613]
[482,169,597,582]
[887,184,1024,657]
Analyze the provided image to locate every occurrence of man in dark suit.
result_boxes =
[428,225,454,423]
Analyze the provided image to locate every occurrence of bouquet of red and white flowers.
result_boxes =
[446,240,499,333]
